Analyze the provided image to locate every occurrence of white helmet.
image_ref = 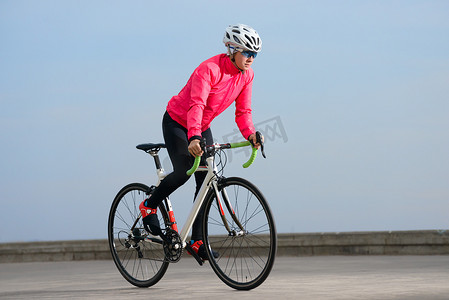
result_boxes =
[223,24,262,53]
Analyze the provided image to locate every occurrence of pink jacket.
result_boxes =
[166,54,255,141]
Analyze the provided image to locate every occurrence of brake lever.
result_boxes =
[200,138,207,150]
[200,138,210,157]
[254,131,266,158]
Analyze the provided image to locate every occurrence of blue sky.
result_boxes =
[1,0,448,242]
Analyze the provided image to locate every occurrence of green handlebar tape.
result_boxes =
[230,141,251,148]
[242,147,258,168]
[186,156,201,176]
[231,141,257,168]
[187,141,257,174]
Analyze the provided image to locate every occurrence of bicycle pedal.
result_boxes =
[185,244,204,266]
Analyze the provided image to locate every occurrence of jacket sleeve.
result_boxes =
[235,72,256,139]
[187,64,214,140]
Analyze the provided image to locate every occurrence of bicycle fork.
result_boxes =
[212,181,246,236]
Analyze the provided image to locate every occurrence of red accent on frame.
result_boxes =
[217,197,226,216]
[168,211,178,232]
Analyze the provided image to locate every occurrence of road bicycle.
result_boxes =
[107,132,277,290]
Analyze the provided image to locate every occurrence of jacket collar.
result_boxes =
[224,54,244,75]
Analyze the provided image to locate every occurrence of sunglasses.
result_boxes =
[241,51,258,59]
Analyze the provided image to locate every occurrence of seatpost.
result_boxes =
[149,150,163,170]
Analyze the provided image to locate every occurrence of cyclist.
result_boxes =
[140,24,263,260]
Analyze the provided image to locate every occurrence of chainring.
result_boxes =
[163,228,183,262]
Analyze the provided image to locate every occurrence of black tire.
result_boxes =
[108,183,169,287]
[202,177,277,290]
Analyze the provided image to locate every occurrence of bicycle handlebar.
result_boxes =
[233,141,258,168]
[187,155,202,176]
[186,139,261,176]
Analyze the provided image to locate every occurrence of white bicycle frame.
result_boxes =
[150,152,226,248]
[144,139,259,252]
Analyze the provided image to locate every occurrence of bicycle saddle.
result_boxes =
[136,143,166,152]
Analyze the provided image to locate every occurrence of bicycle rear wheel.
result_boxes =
[202,177,277,290]
[108,183,169,287]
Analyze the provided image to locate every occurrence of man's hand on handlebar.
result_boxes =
[188,139,204,157]
[248,133,263,150]
[249,131,266,158]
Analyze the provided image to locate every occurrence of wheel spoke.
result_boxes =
[204,178,276,290]
[108,184,169,287]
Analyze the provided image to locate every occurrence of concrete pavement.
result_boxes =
[1,256,449,299]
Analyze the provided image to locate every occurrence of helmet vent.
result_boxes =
[244,34,256,45]
[223,24,262,53]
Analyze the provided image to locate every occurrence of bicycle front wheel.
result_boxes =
[108,183,169,287]
[202,177,277,290]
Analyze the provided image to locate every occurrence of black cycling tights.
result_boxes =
[147,111,213,241]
